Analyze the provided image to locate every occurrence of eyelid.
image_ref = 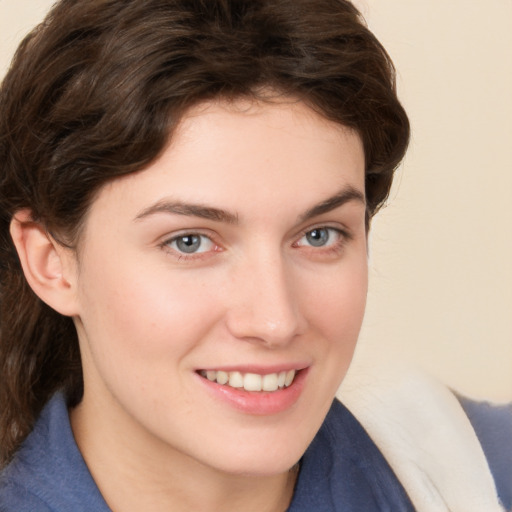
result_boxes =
[294,223,352,243]
[160,227,216,244]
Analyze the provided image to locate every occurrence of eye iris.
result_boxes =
[176,235,201,253]
[306,228,329,247]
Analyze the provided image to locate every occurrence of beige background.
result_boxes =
[1,0,511,402]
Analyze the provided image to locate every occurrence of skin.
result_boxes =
[65,99,368,512]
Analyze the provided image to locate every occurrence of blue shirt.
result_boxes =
[0,393,509,511]
[458,396,512,510]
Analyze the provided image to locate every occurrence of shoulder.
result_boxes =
[288,399,415,512]
[459,396,512,511]
[339,363,507,512]
[0,393,109,512]
[0,480,54,512]
[0,396,60,511]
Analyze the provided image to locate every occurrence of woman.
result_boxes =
[0,1,509,511]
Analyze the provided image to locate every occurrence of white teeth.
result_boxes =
[285,370,295,387]
[262,373,278,392]
[217,370,229,385]
[244,373,262,391]
[228,371,244,388]
[200,369,297,392]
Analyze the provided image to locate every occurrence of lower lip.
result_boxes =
[197,369,308,415]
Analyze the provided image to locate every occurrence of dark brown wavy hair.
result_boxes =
[0,0,409,466]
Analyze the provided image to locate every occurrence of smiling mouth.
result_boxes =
[198,369,297,392]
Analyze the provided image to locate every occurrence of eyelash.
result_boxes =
[160,225,351,261]
[160,232,220,261]
[293,226,351,254]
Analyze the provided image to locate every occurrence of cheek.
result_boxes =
[303,256,368,341]
[76,252,224,374]
[302,255,368,394]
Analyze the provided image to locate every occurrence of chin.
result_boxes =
[215,451,303,478]
[196,424,316,477]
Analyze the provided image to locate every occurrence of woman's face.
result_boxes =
[71,99,368,476]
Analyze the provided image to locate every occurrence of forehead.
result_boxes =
[87,98,365,225]
[174,97,363,173]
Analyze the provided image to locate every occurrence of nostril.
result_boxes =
[226,312,303,347]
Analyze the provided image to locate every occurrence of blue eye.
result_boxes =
[299,227,341,248]
[167,234,215,254]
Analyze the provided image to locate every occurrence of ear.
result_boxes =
[10,209,79,317]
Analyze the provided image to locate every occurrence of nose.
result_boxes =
[225,252,306,347]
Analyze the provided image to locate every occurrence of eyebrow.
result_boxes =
[134,186,365,225]
[134,200,239,224]
[298,186,366,223]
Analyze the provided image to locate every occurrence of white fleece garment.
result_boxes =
[339,361,504,512]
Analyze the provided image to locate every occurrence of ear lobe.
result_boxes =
[10,209,79,317]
